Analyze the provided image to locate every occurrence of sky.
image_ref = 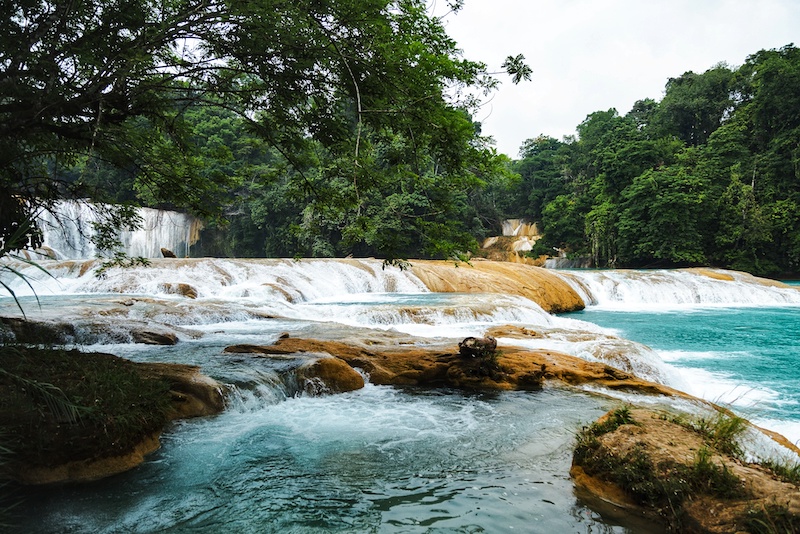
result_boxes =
[439,0,800,157]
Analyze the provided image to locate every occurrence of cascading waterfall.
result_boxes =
[35,200,202,259]
[6,257,800,532]
[554,268,800,309]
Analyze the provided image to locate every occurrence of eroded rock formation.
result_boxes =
[223,334,684,394]
[7,359,225,485]
[410,260,585,313]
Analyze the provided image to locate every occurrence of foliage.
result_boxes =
[760,458,800,485]
[0,216,48,316]
[94,253,152,279]
[1,0,528,261]
[574,409,749,530]
[511,44,800,276]
[745,503,800,534]
[684,413,747,458]
[0,345,172,468]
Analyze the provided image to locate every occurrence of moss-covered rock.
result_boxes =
[572,407,800,533]
[0,346,224,484]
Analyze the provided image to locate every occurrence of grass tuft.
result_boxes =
[744,502,800,534]
[0,345,173,468]
[683,413,747,458]
[574,408,749,529]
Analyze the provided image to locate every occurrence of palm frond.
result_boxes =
[0,368,83,424]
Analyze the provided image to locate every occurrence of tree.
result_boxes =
[617,151,709,266]
[650,65,736,147]
[0,0,527,260]
[510,135,570,221]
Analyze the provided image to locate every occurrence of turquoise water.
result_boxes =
[11,383,629,533]
[6,260,799,532]
[570,306,800,443]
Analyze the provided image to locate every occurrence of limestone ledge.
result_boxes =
[409,259,585,313]
[224,332,682,394]
[226,333,800,532]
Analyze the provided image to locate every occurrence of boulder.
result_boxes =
[5,355,226,485]
[410,260,585,313]
[296,357,365,393]
[160,247,177,258]
[572,407,800,533]
[130,329,179,345]
[158,282,198,299]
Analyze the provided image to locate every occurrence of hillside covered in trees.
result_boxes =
[0,0,529,262]
[508,45,800,277]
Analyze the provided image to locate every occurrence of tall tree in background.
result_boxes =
[651,65,736,147]
[0,0,529,259]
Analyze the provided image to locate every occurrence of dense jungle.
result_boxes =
[1,2,799,277]
[4,4,800,533]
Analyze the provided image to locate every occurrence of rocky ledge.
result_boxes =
[225,333,800,532]
[572,407,800,533]
[223,333,679,393]
[1,349,225,485]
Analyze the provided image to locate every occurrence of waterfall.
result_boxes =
[0,257,430,307]
[36,200,202,259]
[556,268,800,309]
[501,218,539,237]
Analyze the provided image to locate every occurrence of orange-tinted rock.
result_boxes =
[11,362,225,485]
[131,329,179,345]
[572,407,800,533]
[158,282,198,299]
[139,362,227,418]
[410,260,584,313]
[297,357,365,393]
[14,434,163,485]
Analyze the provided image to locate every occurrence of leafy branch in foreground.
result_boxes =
[0,214,51,317]
[0,367,83,425]
[2,0,531,261]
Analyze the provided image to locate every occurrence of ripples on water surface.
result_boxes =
[6,262,800,532]
[14,382,630,533]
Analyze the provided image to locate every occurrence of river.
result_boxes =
[3,259,800,532]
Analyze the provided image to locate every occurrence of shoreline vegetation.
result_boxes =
[1,260,799,531]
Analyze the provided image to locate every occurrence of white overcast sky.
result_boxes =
[439,0,800,157]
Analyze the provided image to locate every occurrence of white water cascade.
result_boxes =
[4,257,800,533]
[35,200,203,259]
[556,268,800,310]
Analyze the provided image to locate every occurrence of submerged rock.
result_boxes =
[0,315,194,346]
[130,328,179,345]
[158,282,198,299]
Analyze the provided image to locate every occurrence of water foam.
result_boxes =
[37,200,201,259]
[557,269,800,310]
